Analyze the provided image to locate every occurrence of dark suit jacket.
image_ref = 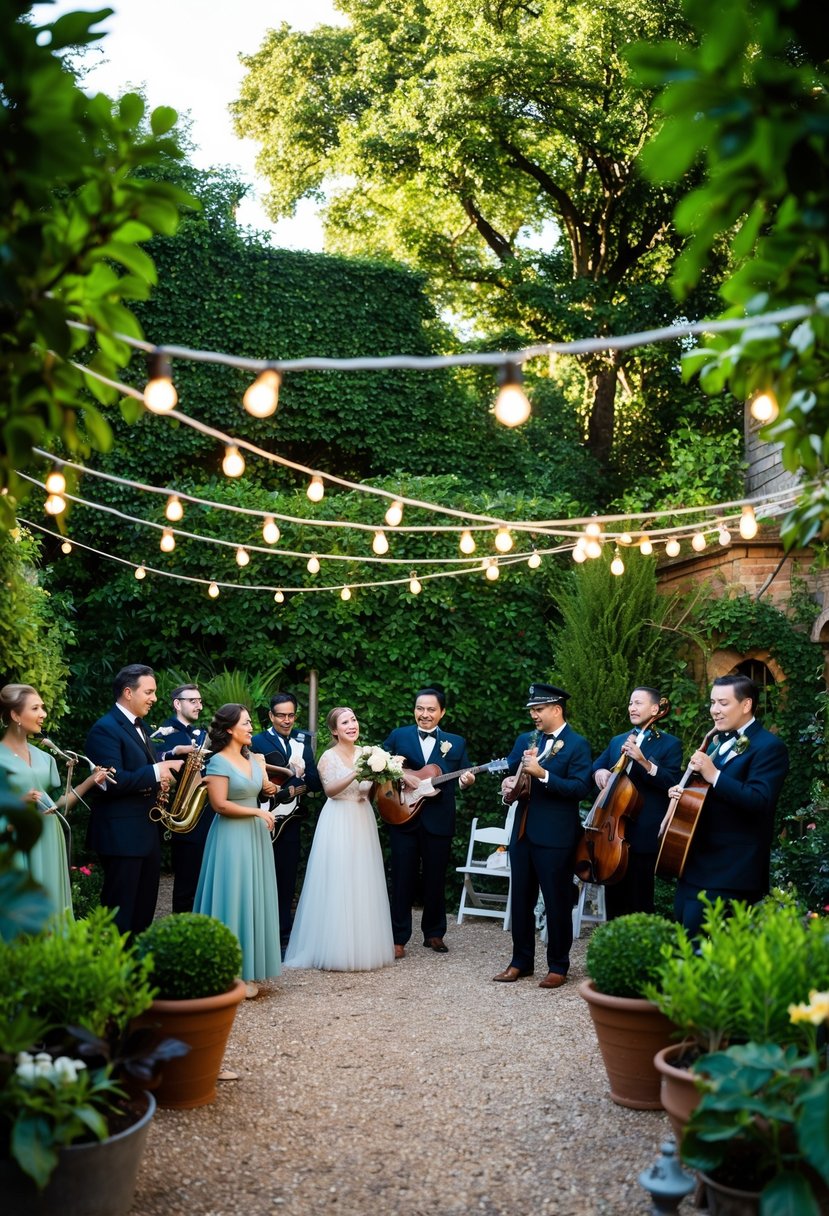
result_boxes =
[382,724,471,837]
[507,724,592,849]
[683,720,790,892]
[591,727,683,853]
[85,706,162,857]
[251,726,321,810]
[151,715,213,846]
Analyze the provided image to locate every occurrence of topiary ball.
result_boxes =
[135,913,243,1000]
[586,912,676,998]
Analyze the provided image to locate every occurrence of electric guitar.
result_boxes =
[375,758,509,826]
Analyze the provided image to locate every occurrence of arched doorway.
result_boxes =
[732,657,776,717]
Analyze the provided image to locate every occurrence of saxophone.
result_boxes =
[149,735,211,834]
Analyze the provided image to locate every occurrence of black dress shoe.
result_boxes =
[423,937,449,953]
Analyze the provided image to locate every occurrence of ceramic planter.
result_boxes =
[653,1042,702,1140]
[698,1171,761,1216]
[578,979,676,1109]
[0,1090,155,1216]
[133,978,246,1109]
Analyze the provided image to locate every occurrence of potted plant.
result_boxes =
[133,912,245,1109]
[578,912,679,1109]
[646,891,829,1140]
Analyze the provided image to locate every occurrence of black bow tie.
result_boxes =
[718,730,736,741]
[418,729,436,740]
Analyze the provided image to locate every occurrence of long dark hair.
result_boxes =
[208,703,250,756]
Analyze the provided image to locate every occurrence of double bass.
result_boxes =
[655,725,718,879]
[574,699,671,886]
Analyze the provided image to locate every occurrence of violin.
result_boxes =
[574,698,671,886]
[501,730,539,841]
[655,725,718,879]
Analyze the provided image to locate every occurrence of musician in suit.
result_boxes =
[495,683,592,990]
[667,673,790,936]
[151,683,211,914]
[382,687,475,957]
[85,664,183,935]
[251,692,321,954]
[590,686,682,918]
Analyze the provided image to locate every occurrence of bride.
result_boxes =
[284,706,395,971]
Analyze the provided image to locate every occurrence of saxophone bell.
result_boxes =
[150,736,212,834]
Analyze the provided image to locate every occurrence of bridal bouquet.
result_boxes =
[354,746,405,784]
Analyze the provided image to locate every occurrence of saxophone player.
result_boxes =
[152,684,211,913]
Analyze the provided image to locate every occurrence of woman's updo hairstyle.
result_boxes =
[0,684,37,726]
[208,703,250,756]
[326,706,353,739]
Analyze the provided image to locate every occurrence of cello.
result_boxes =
[655,725,718,879]
[574,698,671,886]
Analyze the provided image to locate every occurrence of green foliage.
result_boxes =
[630,0,829,545]
[585,912,677,997]
[549,548,684,743]
[69,861,104,920]
[646,892,829,1054]
[135,912,243,1000]
[772,690,829,910]
[148,665,284,734]
[0,906,156,1041]
[0,527,73,719]
[0,1,194,528]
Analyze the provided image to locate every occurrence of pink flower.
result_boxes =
[807,823,816,831]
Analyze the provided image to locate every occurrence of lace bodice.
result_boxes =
[318,749,373,802]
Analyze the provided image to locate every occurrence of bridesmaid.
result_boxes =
[0,683,109,919]
[194,703,282,997]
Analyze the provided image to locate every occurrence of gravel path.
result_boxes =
[134,892,696,1216]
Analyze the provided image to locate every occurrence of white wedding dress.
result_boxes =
[284,749,395,971]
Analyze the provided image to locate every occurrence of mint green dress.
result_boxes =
[0,742,73,919]
[194,751,281,981]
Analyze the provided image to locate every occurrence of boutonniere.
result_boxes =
[550,739,564,757]
[733,734,750,756]
[439,740,451,757]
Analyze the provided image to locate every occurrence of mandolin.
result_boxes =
[375,758,509,826]
[654,726,718,879]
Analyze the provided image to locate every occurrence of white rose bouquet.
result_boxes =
[353,746,405,784]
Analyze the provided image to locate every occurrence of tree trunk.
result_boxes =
[587,360,619,467]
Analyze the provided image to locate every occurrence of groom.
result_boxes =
[383,687,474,958]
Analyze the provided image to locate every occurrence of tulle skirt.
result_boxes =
[284,797,394,971]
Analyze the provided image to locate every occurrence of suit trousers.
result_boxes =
[99,840,161,936]
[170,836,205,914]
[274,816,302,950]
[509,837,574,976]
[389,821,452,944]
[674,879,764,937]
[605,851,657,919]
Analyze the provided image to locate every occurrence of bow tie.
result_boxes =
[418,729,436,740]
[717,730,736,741]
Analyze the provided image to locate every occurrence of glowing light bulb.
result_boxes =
[494,527,513,553]
[691,532,707,552]
[208,581,220,598]
[385,500,403,527]
[60,540,73,555]
[165,495,183,522]
[340,586,352,601]
[372,530,389,555]
[493,364,531,427]
[610,554,625,576]
[665,538,681,558]
[585,522,602,539]
[409,575,422,595]
[718,526,732,547]
[307,476,325,502]
[236,546,250,567]
[160,528,175,552]
[585,538,603,560]
[243,369,281,418]
[222,445,245,478]
[143,352,177,413]
[739,505,758,540]
[262,516,280,544]
[44,494,66,515]
[485,561,500,581]
[459,530,476,555]
[134,565,146,580]
[527,551,541,569]
[619,532,632,547]
[307,555,320,574]
[639,536,653,556]
[45,469,66,495]
[572,547,587,564]
[750,390,778,424]
[274,590,285,604]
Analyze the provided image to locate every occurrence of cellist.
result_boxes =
[591,686,682,917]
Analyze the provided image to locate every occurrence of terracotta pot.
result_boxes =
[578,979,677,1109]
[654,1042,701,1140]
[133,979,246,1109]
[698,1171,760,1216]
[0,1090,155,1216]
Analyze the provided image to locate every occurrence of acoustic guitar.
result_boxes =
[655,726,718,879]
[375,758,509,826]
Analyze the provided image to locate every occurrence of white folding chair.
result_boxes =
[456,813,513,930]
[572,878,607,937]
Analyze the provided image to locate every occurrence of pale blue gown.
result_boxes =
[194,751,281,981]
[0,742,73,919]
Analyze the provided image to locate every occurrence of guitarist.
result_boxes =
[494,683,591,990]
[668,674,789,936]
[251,692,321,955]
[591,686,682,918]
[383,687,475,958]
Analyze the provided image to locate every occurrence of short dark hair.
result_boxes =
[632,686,662,705]
[270,691,298,712]
[172,684,199,703]
[414,686,445,710]
[713,674,759,713]
[208,703,250,756]
[113,664,154,701]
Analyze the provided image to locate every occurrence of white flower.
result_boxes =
[53,1056,87,1083]
[439,740,451,757]
[368,748,389,773]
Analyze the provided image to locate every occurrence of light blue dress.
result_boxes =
[0,742,73,920]
[194,751,281,981]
